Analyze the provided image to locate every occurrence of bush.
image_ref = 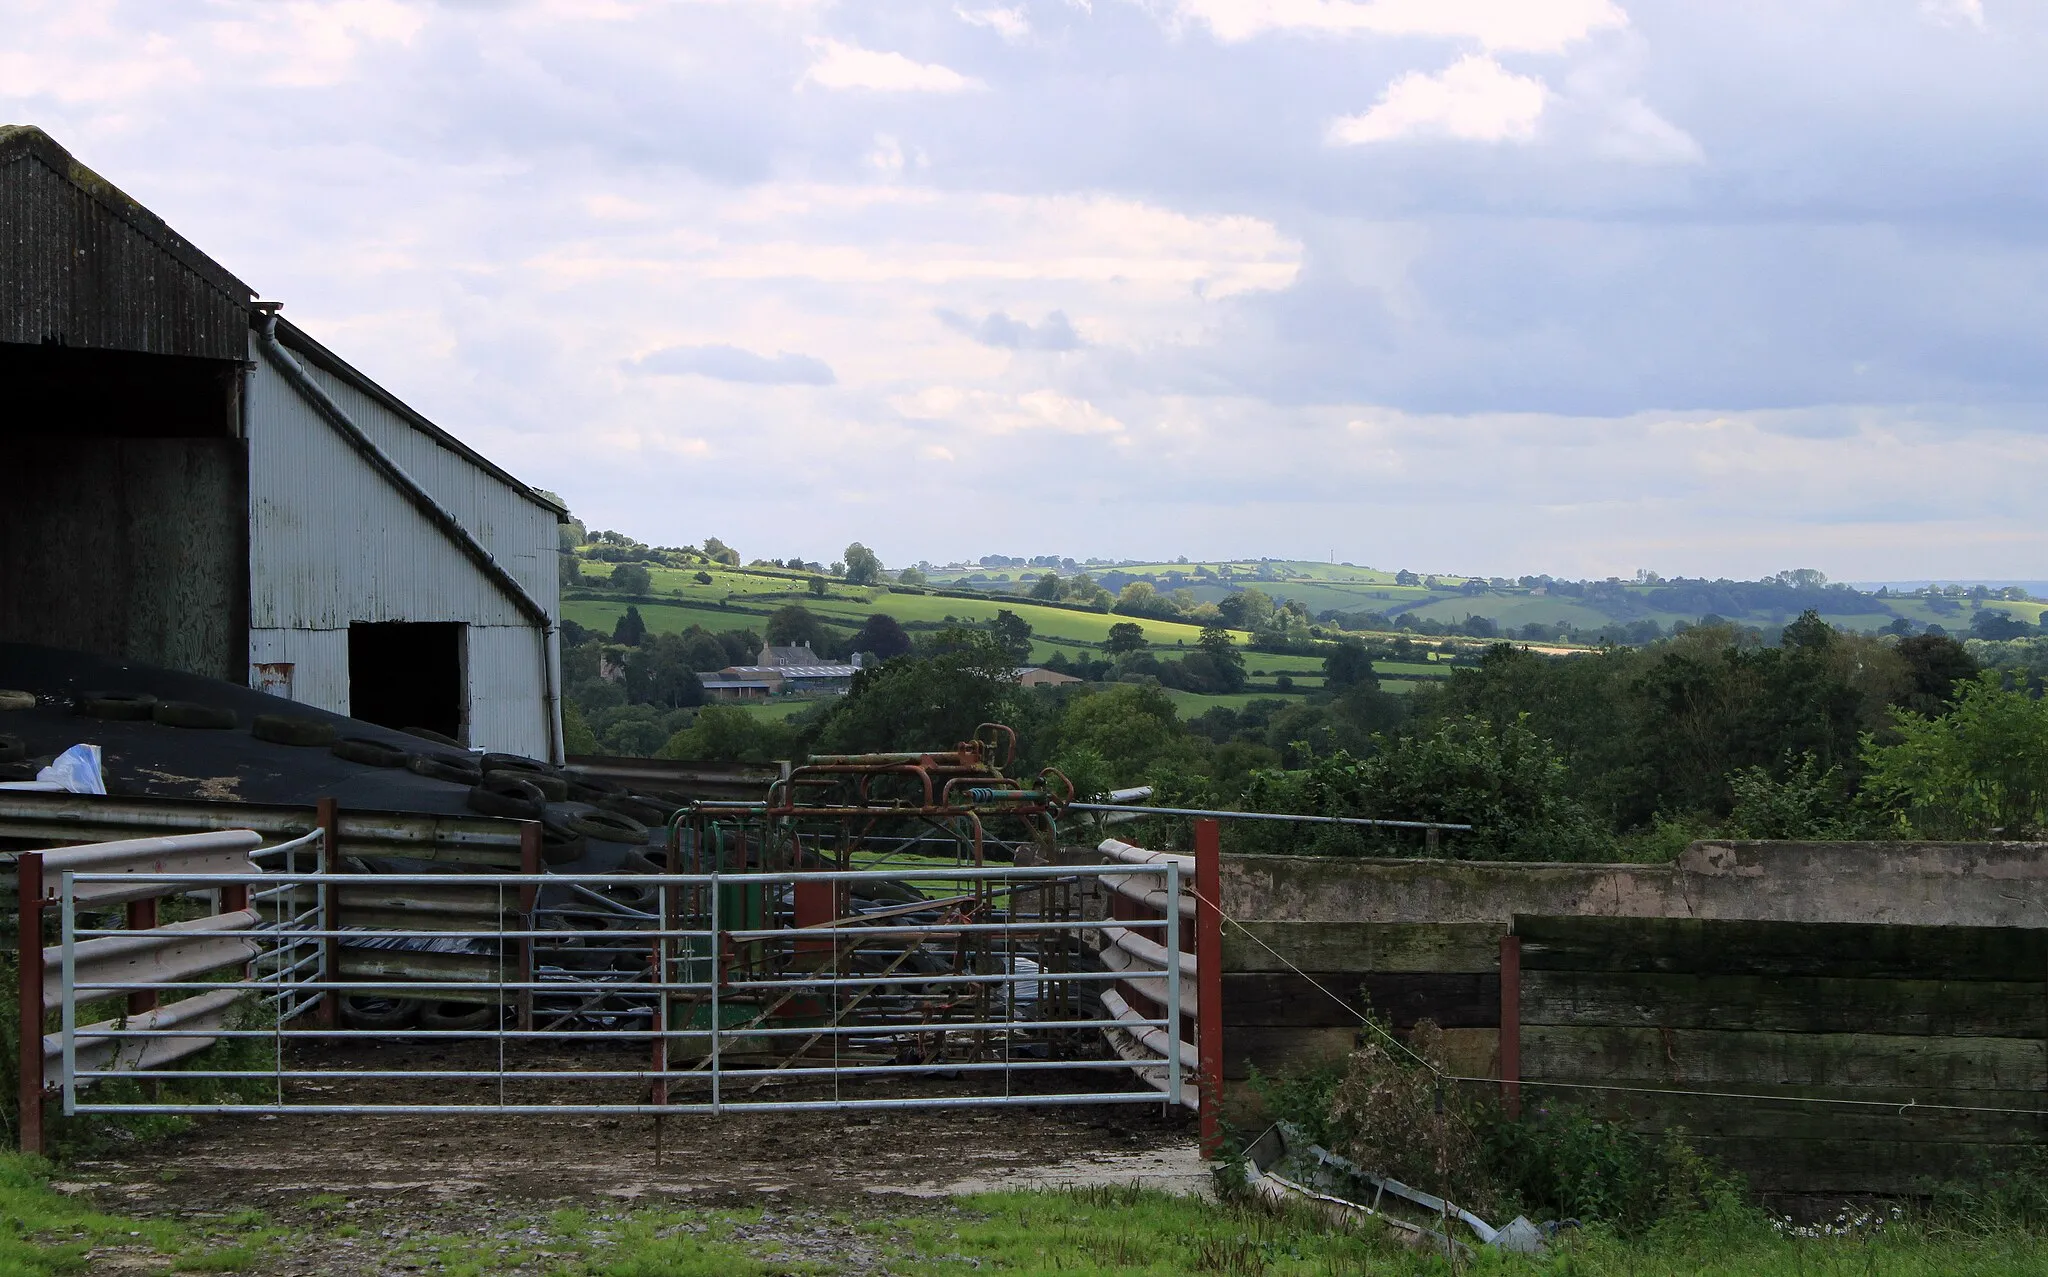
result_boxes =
[1233,715,1616,860]
[1253,1033,1744,1236]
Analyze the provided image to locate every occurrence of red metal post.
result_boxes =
[1194,818,1225,1158]
[1499,934,1521,1119]
[16,853,44,1155]
[125,896,159,1016]
[315,798,341,1029]
[518,821,541,1032]
[793,880,834,955]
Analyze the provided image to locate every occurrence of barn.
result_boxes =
[0,125,564,760]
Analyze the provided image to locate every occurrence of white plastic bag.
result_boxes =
[36,743,105,794]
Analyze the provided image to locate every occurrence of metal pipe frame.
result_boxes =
[1067,803,1472,832]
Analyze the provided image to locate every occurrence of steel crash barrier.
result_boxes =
[30,859,1191,1128]
[13,825,330,1153]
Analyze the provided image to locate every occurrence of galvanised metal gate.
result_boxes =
[48,859,1185,1119]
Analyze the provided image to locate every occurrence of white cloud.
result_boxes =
[1919,0,1985,29]
[629,344,837,385]
[803,39,978,92]
[1169,0,1627,54]
[957,5,1031,40]
[890,386,1125,434]
[1593,96,1702,164]
[1327,54,1546,145]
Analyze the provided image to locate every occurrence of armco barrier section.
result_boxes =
[14,827,326,1154]
[43,862,1186,1120]
[1096,819,1224,1152]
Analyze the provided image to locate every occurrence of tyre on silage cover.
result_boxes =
[332,737,410,768]
[78,691,157,721]
[407,754,482,785]
[486,767,568,801]
[153,701,238,730]
[467,774,546,820]
[252,714,338,747]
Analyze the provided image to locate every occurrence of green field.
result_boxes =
[572,561,1226,654]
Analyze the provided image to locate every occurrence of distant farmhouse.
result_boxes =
[701,642,861,701]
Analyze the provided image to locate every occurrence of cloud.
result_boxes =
[629,344,837,385]
[1919,0,1985,29]
[957,5,1031,41]
[1327,54,1546,145]
[1169,0,1628,54]
[938,308,1084,350]
[891,386,1125,434]
[1593,96,1702,164]
[803,39,978,92]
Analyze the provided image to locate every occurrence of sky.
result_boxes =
[5,0,2045,580]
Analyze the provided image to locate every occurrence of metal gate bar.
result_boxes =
[55,862,1183,1118]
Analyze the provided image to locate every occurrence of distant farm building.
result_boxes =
[0,126,564,759]
[1016,666,1081,687]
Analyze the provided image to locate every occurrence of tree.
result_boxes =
[808,575,829,597]
[851,612,913,661]
[1394,570,1421,587]
[703,537,740,566]
[693,570,713,585]
[612,605,647,647]
[766,604,826,650]
[1894,633,1979,715]
[623,633,706,709]
[1030,572,1062,601]
[1113,581,1180,619]
[1063,573,1113,609]
[1196,625,1246,693]
[610,562,652,595]
[1216,587,1275,631]
[673,626,735,672]
[661,704,803,764]
[991,609,1034,664]
[1971,609,2035,641]
[812,632,1024,755]
[896,567,928,588]
[1240,717,1615,861]
[1047,684,1201,783]
[1864,671,2048,838]
[1324,640,1377,693]
[1104,621,1147,653]
[844,543,882,585]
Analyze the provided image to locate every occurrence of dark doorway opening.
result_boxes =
[349,622,466,744]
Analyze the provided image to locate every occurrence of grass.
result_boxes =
[8,1154,2048,1276]
[0,1154,279,1277]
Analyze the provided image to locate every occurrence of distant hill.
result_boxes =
[922,559,2046,644]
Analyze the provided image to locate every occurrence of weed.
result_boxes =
[171,1244,260,1272]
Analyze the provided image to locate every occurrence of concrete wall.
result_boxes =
[1221,840,2048,929]
[244,330,560,757]
[1216,841,2048,1196]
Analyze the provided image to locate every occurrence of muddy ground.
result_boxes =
[56,1041,1208,1274]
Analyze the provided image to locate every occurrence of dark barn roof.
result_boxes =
[0,125,254,361]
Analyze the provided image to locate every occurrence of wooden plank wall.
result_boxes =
[1516,916,2048,1195]
[1219,921,1504,1082]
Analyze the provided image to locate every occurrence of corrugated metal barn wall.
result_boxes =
[244,333,561,759]
[0,127,252,358]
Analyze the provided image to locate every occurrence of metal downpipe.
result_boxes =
[255,311,566,763]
